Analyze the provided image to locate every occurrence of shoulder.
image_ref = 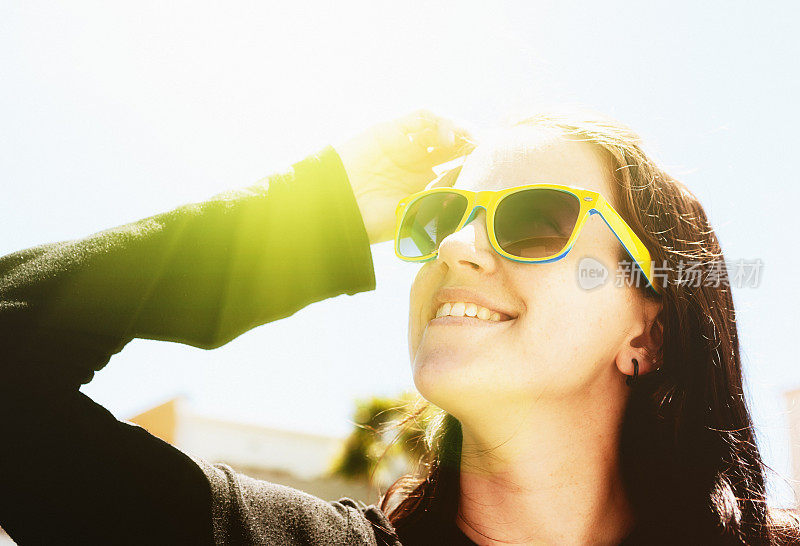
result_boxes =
[194,457,402,545]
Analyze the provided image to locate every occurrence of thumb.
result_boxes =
[426,119,476,163]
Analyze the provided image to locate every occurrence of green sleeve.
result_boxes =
[0,145,376,392]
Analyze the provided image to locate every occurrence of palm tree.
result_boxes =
[328,390,434,489]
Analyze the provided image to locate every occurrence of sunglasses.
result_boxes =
[394,180,661,294]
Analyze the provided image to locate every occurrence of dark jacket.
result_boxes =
[0,146,409,545]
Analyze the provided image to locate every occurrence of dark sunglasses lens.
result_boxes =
[398,192,469,258]
[494,189,581,259]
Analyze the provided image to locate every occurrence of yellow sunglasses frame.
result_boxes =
[394,184,661,294]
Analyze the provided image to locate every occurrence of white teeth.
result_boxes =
[432,302,508,322]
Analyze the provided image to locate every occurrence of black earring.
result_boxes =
[625,358,639,387]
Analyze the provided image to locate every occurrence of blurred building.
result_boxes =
[126,397,382,504]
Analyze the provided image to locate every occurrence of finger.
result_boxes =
[410,123,474,154]
[398,108,439,134]
[428,120,476,160]
[452,126,477,153]
[397,108,472,141]
[424,165,463,190]
[400,109,474,149]
[442,115,477,151]
[425,134,474,163]
[400,110,477,165]
[407,127,440,152]
[436,119,457,148]
[405,115,473,147]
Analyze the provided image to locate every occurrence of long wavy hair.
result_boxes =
[378,111,800,544]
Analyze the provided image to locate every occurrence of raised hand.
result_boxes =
[335,109,475,245]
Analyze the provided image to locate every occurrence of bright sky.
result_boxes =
[3,2,799,505]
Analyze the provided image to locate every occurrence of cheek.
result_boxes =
[507,258,630,388]
[407,264,437,358]
[514,270,591,368]
[408,287,421,359]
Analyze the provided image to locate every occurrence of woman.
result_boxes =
[0,109,795,545]
[381,113,800,545]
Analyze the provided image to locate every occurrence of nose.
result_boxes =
[436,208,498,273]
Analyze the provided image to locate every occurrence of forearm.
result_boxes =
[0,146,375,391]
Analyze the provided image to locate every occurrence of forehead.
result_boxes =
[454,127,614,196]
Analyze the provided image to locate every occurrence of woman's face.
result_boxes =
[408,127,656,420]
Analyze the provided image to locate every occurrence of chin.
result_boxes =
[412,349,497,408]
[412,352,460,399]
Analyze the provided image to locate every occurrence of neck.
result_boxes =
[454,387,634,545]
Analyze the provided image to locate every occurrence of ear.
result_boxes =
[615,297,664,379]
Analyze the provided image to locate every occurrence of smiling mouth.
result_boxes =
[430,302,515,324]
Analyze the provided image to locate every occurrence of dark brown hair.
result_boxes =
[379,111,800,544]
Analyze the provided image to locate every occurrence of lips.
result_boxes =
[430,286,518,323]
